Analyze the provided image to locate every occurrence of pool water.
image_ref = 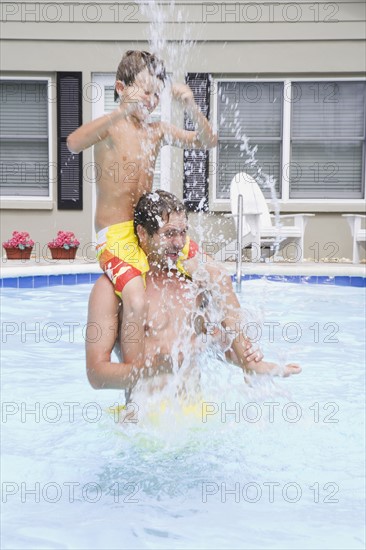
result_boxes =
[1,280,365,550]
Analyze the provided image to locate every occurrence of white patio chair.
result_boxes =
[342,214,366,263]
[216,172,314,262]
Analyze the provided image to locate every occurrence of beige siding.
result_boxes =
[188,212,365,262]
[1,1,365,260]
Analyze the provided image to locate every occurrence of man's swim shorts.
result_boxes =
[96,221,199,298]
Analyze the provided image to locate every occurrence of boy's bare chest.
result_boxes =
[94,130,161,198]
[109,123,160,162]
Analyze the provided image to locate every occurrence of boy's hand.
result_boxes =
[171,83,195,107]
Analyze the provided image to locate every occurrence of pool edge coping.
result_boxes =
[1,260,365,288]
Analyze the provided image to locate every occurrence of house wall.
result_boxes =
[1,1,365,261]
[187,212,358,262]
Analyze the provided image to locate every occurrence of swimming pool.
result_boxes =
[1,280,365,550]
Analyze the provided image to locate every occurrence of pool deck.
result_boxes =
[1,256,365,280]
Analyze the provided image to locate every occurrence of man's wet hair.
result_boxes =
[114,50,167,101]
[134,190,187,236]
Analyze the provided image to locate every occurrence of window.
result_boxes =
[213,79,366,205]
[0,79,51,198]
[290,81,365,199]
[216,81,283,200]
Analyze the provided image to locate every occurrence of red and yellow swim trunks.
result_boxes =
[96,221,199,298]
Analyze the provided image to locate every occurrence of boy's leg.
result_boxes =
[96,222,149,371]
[120,275,147,369]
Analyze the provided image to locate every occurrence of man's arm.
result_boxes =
[85,276,141,389]
[188,257,301,378]
[225,345,301,377]
[161,83,217,149]
[185,254,301,379]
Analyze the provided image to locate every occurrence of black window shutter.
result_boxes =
[183,73,211,212]
[57,72,83,210]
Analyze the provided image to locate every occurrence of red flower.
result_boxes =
[3,231,34,249]
[48,231,80,249]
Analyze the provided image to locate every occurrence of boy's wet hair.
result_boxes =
[114,50,167,101]
[134,190,187,236]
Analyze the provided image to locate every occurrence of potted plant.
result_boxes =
[48,231,80,260]
[3,231,35,260]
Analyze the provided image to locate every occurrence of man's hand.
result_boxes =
[281,363,302,377]
[244,360,302,377]
[171,83,195,107]
[242,343,264,363]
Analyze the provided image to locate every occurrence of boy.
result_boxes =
[67,50,218,370]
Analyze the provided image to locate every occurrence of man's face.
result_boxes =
[141,211,188,269]
[118,68,164,121]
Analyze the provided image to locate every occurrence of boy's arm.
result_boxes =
[67,98,137,154]
[161,83,217,149]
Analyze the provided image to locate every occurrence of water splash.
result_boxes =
[138,0,193,82]
[138,0,283,262]
[130,0,291,407]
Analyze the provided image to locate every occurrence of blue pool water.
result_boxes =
[1,280,365,550]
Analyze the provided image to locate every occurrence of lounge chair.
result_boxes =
[342,215,366,263]
[216,172,314,262]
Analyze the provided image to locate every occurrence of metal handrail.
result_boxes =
[236,194,243,293]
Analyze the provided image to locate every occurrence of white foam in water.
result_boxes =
[1,281,365,549]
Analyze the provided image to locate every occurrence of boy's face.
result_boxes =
[117,68,164,121]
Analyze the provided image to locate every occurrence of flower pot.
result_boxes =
[4,247,33,260]
[49,247,78,260]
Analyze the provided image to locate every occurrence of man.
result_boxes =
[85,190,301,400]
